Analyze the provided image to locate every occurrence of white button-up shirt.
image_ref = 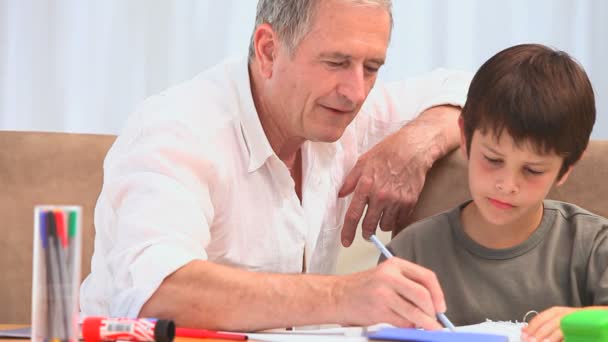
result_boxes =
[80,57,471,317]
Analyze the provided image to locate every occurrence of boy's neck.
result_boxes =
[460,201,545,249]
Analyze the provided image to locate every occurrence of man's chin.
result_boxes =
[315,128,348,143]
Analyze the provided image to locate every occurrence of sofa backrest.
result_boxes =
[0,131,116,323]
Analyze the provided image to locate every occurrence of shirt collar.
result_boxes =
[309,140,340,164]
[236,58,275,173]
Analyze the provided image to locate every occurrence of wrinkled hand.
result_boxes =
[339,106,461,247]
[334,257,446,329]
[522,306,579,342]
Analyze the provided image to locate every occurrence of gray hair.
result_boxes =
[247,0,393,61]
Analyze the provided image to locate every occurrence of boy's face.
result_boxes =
[461,122,573,227]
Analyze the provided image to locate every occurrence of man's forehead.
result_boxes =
[309,0,391,35]
[300,3,390,60]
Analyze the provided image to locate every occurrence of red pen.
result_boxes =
[175,328,247,341]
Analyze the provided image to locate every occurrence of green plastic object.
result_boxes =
[561,310,608,342]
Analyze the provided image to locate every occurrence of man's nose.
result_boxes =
[337,67,367,105]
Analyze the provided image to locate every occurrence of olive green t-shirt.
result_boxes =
[384,200,608,326]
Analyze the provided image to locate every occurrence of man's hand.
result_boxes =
[334,257,446,329]
[339,105,461,246]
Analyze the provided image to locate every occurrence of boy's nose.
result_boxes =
[496,178,519,194]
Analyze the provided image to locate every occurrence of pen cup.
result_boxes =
[31,205,82,342]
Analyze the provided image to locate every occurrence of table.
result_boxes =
[0,325,255,342]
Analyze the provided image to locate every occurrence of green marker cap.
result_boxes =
[68,210,78,238]
[561,310,608,342]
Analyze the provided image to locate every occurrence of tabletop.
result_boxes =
[0,325,258,342]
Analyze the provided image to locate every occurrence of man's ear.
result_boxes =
[555,165,574,187]
[252,23,277,78]
[458,115,468,159]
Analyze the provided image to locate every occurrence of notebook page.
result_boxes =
[455,320,526,342]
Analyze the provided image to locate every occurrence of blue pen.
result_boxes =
[369,234,456,332]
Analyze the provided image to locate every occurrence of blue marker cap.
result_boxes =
[39,211,48,249]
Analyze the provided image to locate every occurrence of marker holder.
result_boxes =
[32,205,82,342]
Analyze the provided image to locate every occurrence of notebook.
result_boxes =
[368,320,526,342]
[456,320,526,342]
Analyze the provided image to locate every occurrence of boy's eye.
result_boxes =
[484,156,502,164]
[525,167,544,175]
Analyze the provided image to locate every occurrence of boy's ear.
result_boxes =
[579,148,587,161]
[556,147,587,187]
[458,115,468,159]
[555,165,574,187]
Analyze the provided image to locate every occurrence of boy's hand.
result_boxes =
[521,306,579,342]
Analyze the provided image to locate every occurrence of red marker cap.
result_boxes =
[82,317,104,342]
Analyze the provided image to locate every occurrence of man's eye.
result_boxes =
[326,61,345,67]
[365,65,380,74]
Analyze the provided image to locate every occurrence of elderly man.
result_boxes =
[81,0,470,331]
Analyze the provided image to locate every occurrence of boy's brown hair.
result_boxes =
[461,43,596,178]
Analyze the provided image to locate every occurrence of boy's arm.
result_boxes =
[523,226,608,341]
[523,306,608,342]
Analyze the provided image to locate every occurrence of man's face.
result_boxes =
[466,129,567,227]
[267,0,390,142]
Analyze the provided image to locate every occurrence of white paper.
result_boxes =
[455,320,526,342]
[247,320,525,342]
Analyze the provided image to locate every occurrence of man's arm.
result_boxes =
[340,105,461,246]
[139,257,446,331]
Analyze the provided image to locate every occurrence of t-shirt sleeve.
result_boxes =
[588,225,608,305]
[381,222,423,264]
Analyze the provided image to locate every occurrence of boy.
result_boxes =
[385,44,608,342]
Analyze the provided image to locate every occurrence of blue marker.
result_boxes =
[369,234,456,332]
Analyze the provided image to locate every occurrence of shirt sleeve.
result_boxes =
[588,225,608,305]
[89,118,217,318]
[354,68,472,154]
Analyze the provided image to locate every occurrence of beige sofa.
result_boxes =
[0,131,115,323]
[1,130,606,323]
